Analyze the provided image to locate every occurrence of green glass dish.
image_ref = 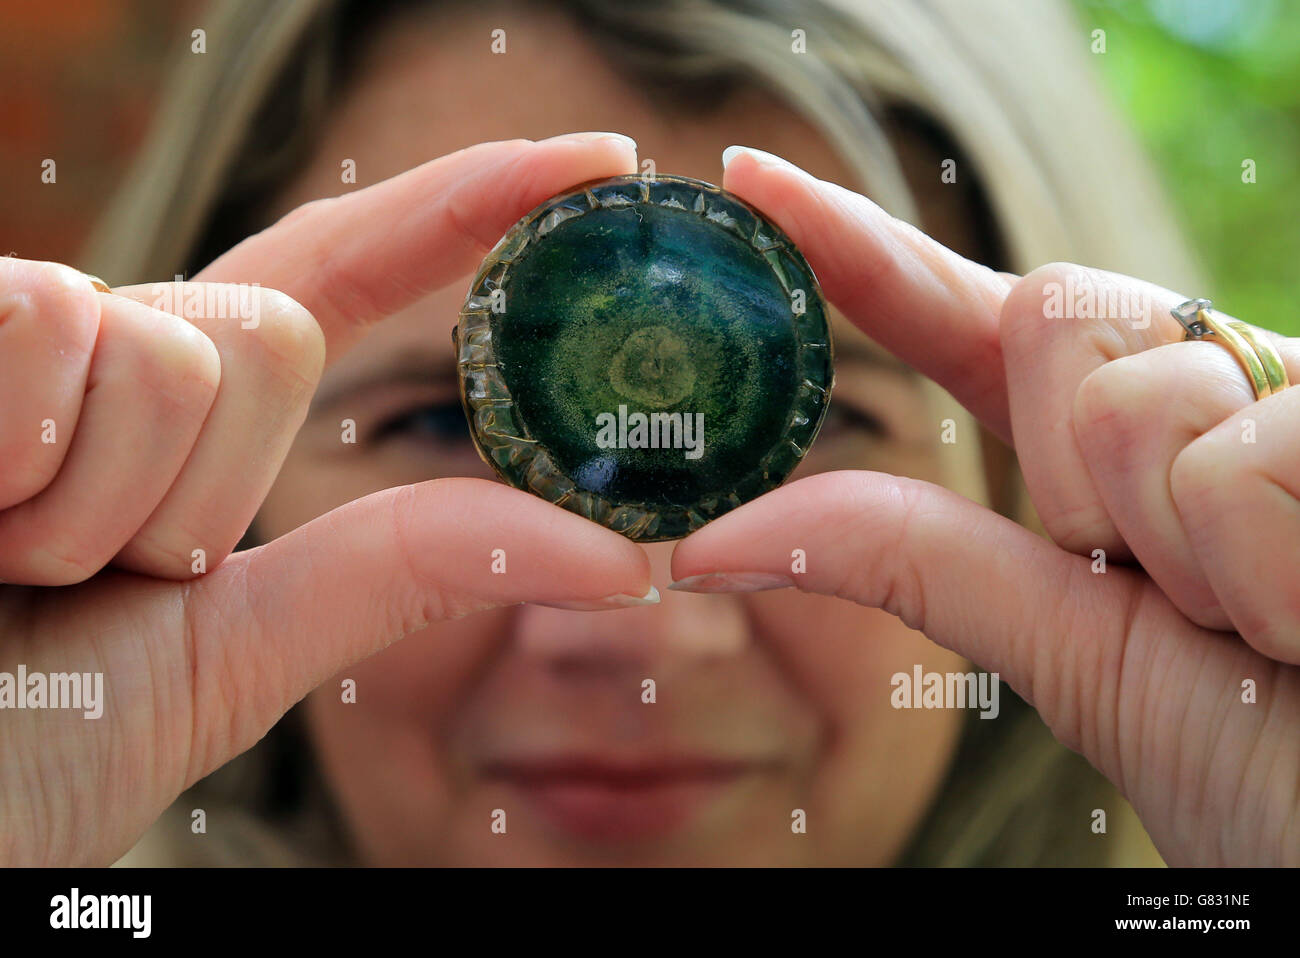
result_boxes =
[454,173,834,542]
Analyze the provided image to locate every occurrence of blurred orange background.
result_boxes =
[0,0,201,264]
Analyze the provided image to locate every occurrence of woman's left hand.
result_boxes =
[671,147,1300,866]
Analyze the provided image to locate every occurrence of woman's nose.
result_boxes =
[514,542,751,661]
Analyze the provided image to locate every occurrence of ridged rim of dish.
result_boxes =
[454,173,834,542]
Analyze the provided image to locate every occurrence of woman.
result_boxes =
[2,0,1295,867]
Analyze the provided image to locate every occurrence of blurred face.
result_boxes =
[253,3,979,865]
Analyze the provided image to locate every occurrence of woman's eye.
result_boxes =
[820,401,889,439]
[371,400,885,446]
[373,402,471,444]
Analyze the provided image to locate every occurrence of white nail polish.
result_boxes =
[532,585,660,612]
[721,145,748,169]
[721,144,787,170]
[606,585,659,606]
[578,131,637,151]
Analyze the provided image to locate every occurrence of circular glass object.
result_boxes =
[454,173,834,542]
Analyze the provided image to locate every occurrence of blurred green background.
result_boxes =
[1074,0,1300,335]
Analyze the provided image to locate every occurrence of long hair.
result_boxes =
[100,0,1192,866]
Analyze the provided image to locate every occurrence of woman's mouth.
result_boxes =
[480,755,767,844]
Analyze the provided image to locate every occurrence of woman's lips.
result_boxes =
[481,756,765,843]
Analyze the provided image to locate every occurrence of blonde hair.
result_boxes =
[100,0,1189,867]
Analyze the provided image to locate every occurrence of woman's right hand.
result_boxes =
[0,132,650,866]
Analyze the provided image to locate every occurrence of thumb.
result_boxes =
[668,469,1229,790]
[179,478,653,783]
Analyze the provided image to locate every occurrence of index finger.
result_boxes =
[192,132,638,366]
[719,146,1016,442]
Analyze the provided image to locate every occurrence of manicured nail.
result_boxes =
[667,572,795,594]
[570,131,638,151]
[721,144,790,171]
[533,585,660,611]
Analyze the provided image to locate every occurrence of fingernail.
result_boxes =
[667,572,795,594]
[569,131,638,152]
[533,585,659,611]
[721,144,790,171]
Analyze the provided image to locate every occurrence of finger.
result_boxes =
[0,259,101,509]
[668,469,1273,849]
[101,283,324,579]
[1170,384,1300,664]
[1074,336,1300,630]
[178,478,655,782]
[718,146,1016,442]
[0,294,221,584]
[1002,263,1198,557]
[671,470,1136,735]
[197,131,638,366]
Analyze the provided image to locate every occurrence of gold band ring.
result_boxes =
[1171,299,1290,400]
[81,272,112,294]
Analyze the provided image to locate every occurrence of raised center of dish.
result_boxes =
[608,325,696,407]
